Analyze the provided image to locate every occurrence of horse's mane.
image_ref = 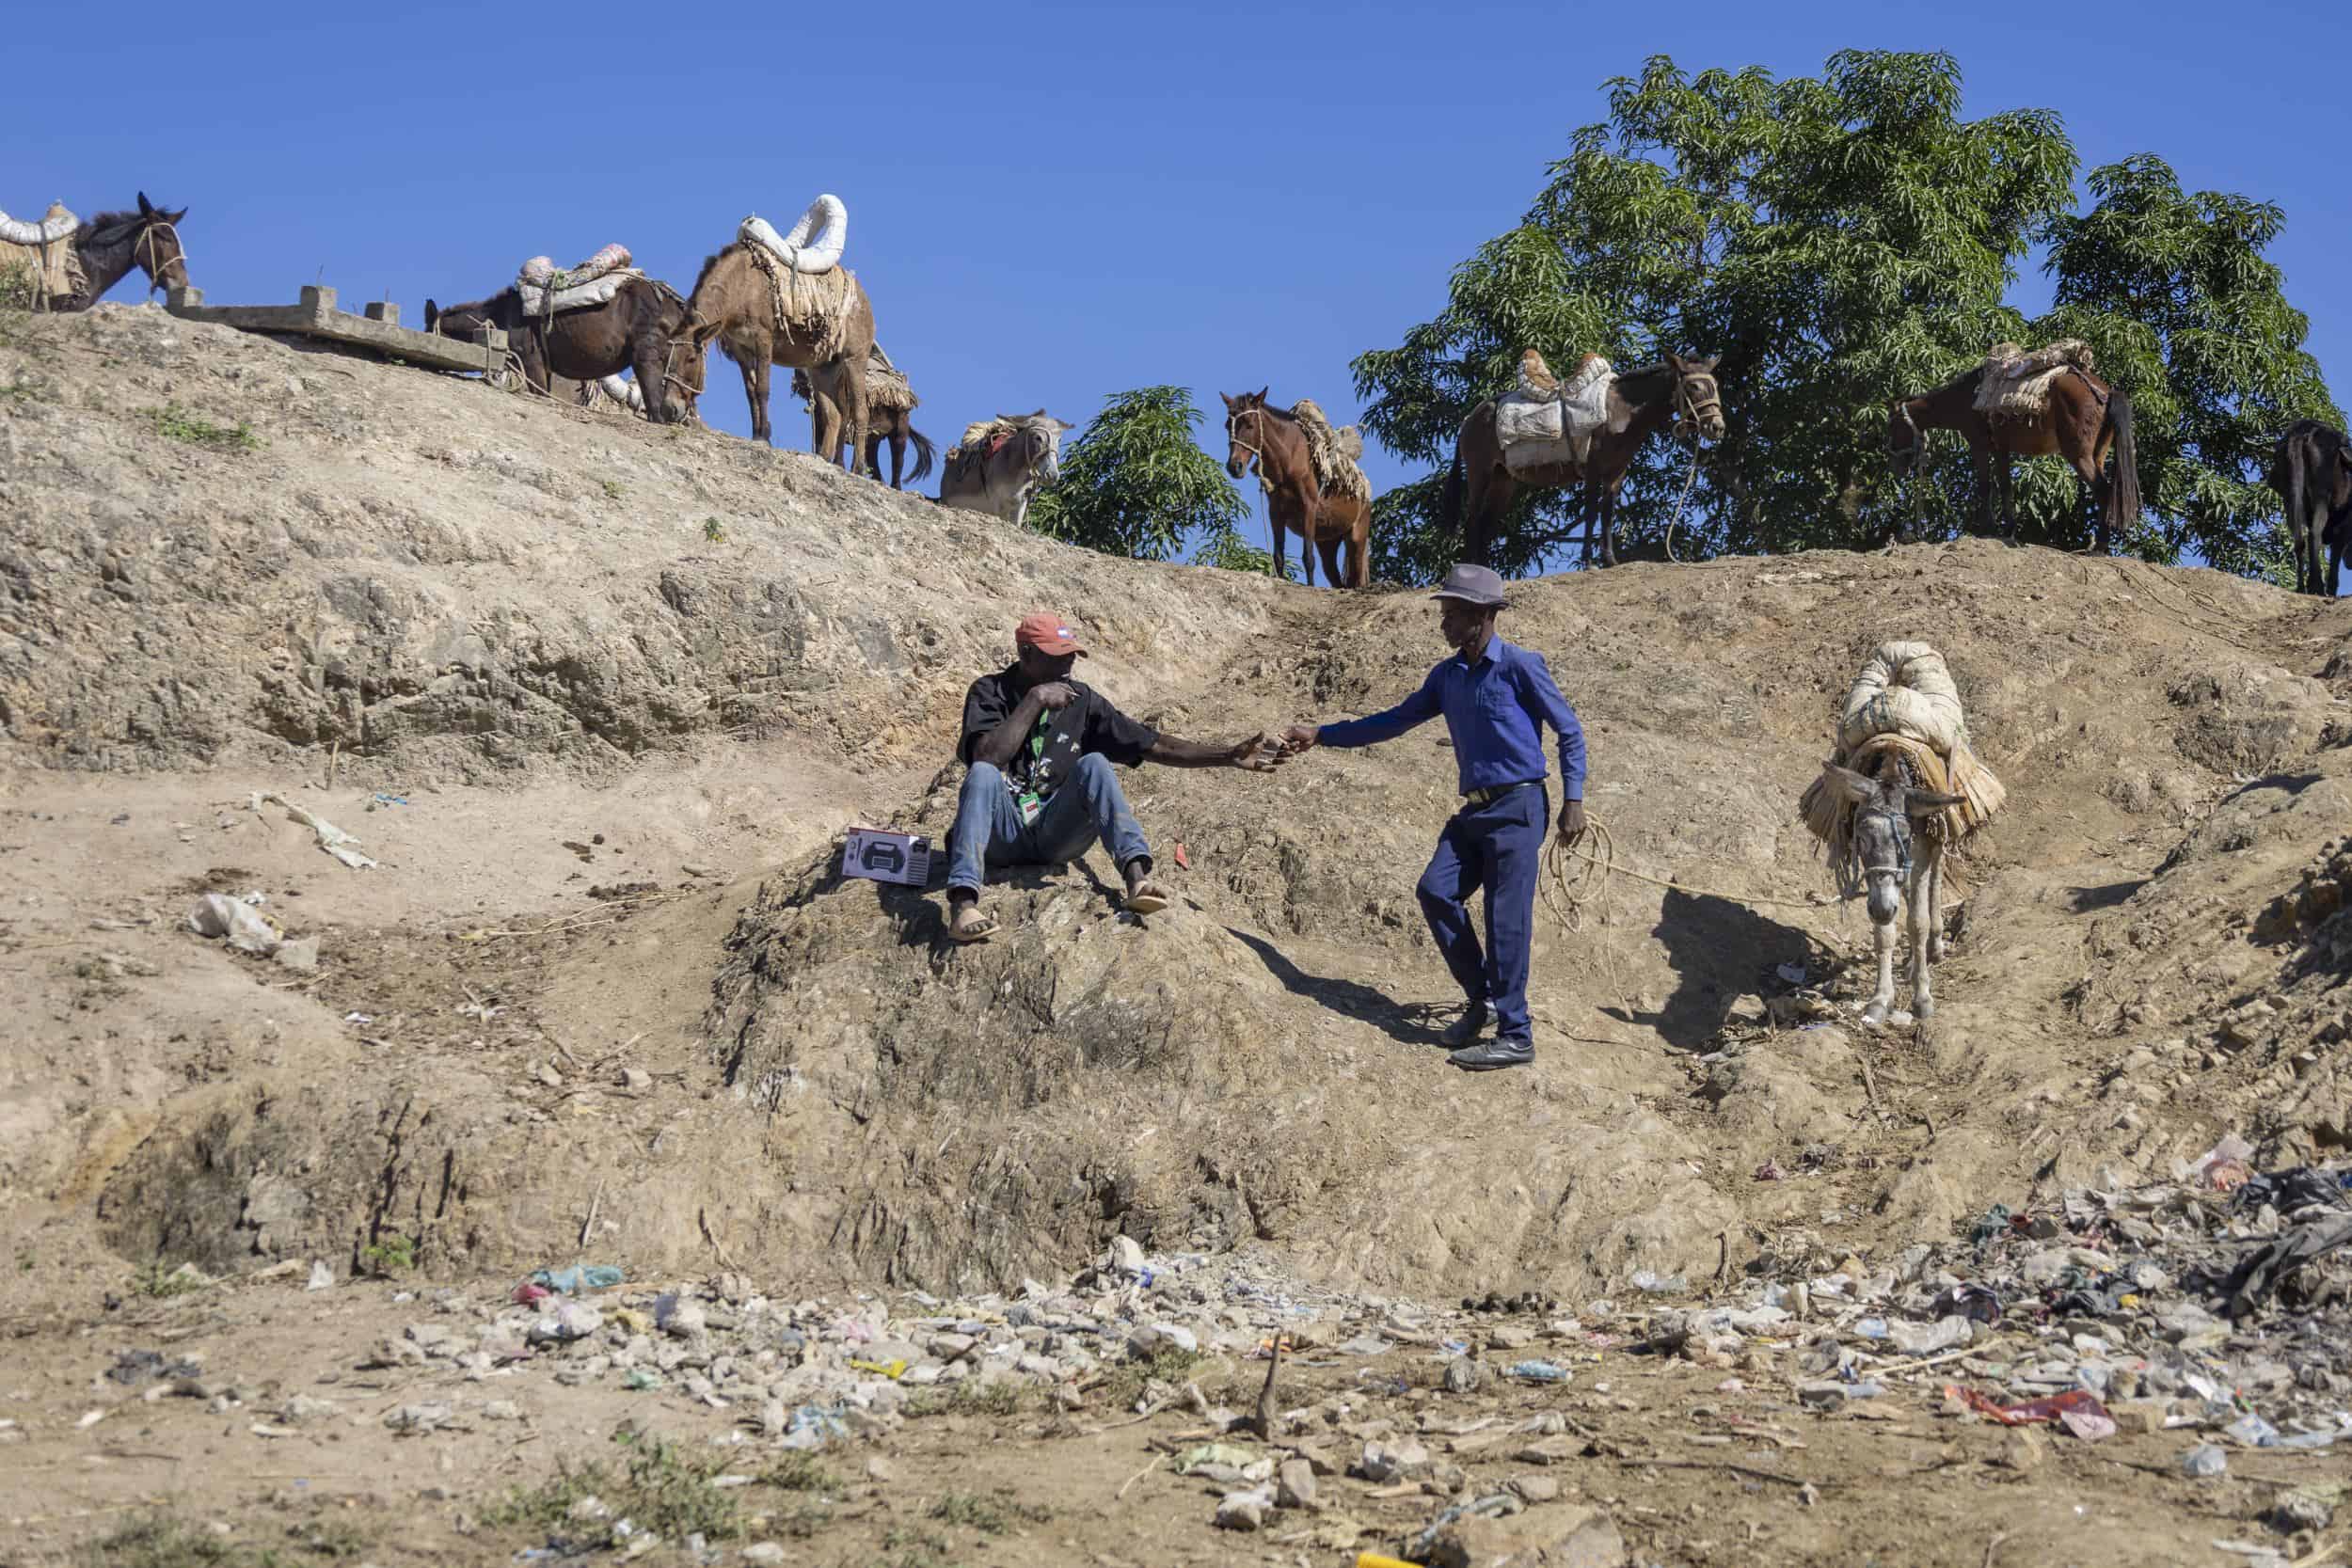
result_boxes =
[690,245,739,298]
[1924,362,1983,400]
[80,210,147,240]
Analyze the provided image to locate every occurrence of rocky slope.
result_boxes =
[5,301,2351,1315]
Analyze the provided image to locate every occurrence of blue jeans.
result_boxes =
[1417,783,1548,1040]
[948,752,1152,895]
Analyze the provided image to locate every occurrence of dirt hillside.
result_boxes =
[4,303,2351,1567]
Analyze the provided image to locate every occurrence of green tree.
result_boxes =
[1025,387,1249,562]
[1355,51,2077,579]
[2032,155,2343,578]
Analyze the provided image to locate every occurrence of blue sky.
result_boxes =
[13,1,2345,575]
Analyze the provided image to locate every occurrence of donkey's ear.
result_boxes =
[167,206,188,223]
[1904,789,1968,816]
[137,191,154,216]
[1820,762,1876,806]
[1054,418,1075,432]
[1218,390,1235,409]
[423,299,440,331]
[1699,355,1719,372]
[1254,386,1268,404]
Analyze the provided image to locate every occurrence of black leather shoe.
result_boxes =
[1449,1036,1534,1072]
[1438,1005,1490,1048]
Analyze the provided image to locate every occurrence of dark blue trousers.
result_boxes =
[1416,783,1548,1040]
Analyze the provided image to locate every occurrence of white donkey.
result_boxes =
[1818,761,1964,1026]
[937,410,1073,530]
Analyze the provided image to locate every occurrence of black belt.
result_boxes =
[1461,779,1541,807]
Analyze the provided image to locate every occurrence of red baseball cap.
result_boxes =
[1014,611,1088,657]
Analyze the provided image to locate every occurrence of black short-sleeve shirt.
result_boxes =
[959,667,1160,804]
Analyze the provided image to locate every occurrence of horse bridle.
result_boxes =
[1855,802,1915,895]
[1674,372,1721,438]
[1226,405,1267,470]
[133,219,186,295]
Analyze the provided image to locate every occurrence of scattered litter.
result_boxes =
[530,1264,624,1293]
[187,893,279,956]
[250,790,377,870]
[2184,1443,2229,1477]
[1505,1360,1570,1383]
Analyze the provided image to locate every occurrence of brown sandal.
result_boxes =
[948,910,998,943]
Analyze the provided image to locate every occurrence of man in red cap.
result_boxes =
[946,611,1283,942]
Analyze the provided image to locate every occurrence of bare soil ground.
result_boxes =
[4,304,2351,1565]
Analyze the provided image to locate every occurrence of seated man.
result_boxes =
[947,612,1281,942]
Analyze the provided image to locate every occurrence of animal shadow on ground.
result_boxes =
[2068,879,2147,912]
[1225,928,1450,1048]
[1633,888,1833,1051]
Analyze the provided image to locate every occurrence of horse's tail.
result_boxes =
[905,425,937,484]
[2106,388,2140,548]
[1440,438,1465,540]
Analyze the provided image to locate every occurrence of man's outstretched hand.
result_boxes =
[1229,733,1288,772]
[1279,724,1320,754]
[1557,799,1588,847]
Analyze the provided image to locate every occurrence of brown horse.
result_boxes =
[40,193,190,310]
[422,279,701,425]
[792,354,935,489]
[685,244,878,471]
[1443,354,1724,569]
[1220,389,1371,588]
[1886,362,2139,553]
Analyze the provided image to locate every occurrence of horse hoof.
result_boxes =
[1860,1005,1888,1031]
[1914,997,1935,1021]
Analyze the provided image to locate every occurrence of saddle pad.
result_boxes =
[517,271,630,318]
[517,244,631,292]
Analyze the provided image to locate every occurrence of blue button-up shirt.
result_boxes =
[1315,635,1586,800]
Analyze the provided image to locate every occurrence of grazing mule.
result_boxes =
[2270,419,2352,597]
[38,193,190,310]
[423,279,701,425]
[1886,361,2139,553]
[792,360,936,489]
[937,412,1072,529]
[684,244,878,469]
[1818,760,1964,1028]
[1220,388,1371,588]
[1444,354,1724,569]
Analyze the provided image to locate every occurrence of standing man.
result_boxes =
[1281,565,1586,1071]
[946,611,1282,942]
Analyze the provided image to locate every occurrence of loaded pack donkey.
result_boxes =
[0,193,189,310]
[424,246,701,426]
[2271,419,2352,597]
[937,411,1073,529]
[1816,761,1966,1027]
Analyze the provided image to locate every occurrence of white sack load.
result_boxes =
[596,373,644,412]
[0,203,77,246]
[1836,641,1969,754]
[1497,354,1613,472]
[517,271,630,319]
[739,194,847,276]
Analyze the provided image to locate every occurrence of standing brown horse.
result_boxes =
[792,350,935,489]
[1220,389,1371,588]
[1886,362,2138,553]
[31,194,191,310]
[684,243,878,471]
[1443,354,1724,569]
[422,279,701,425]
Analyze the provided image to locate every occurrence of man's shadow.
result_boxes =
[1632,887,1835,1051]
[1225,928,1448,1047]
